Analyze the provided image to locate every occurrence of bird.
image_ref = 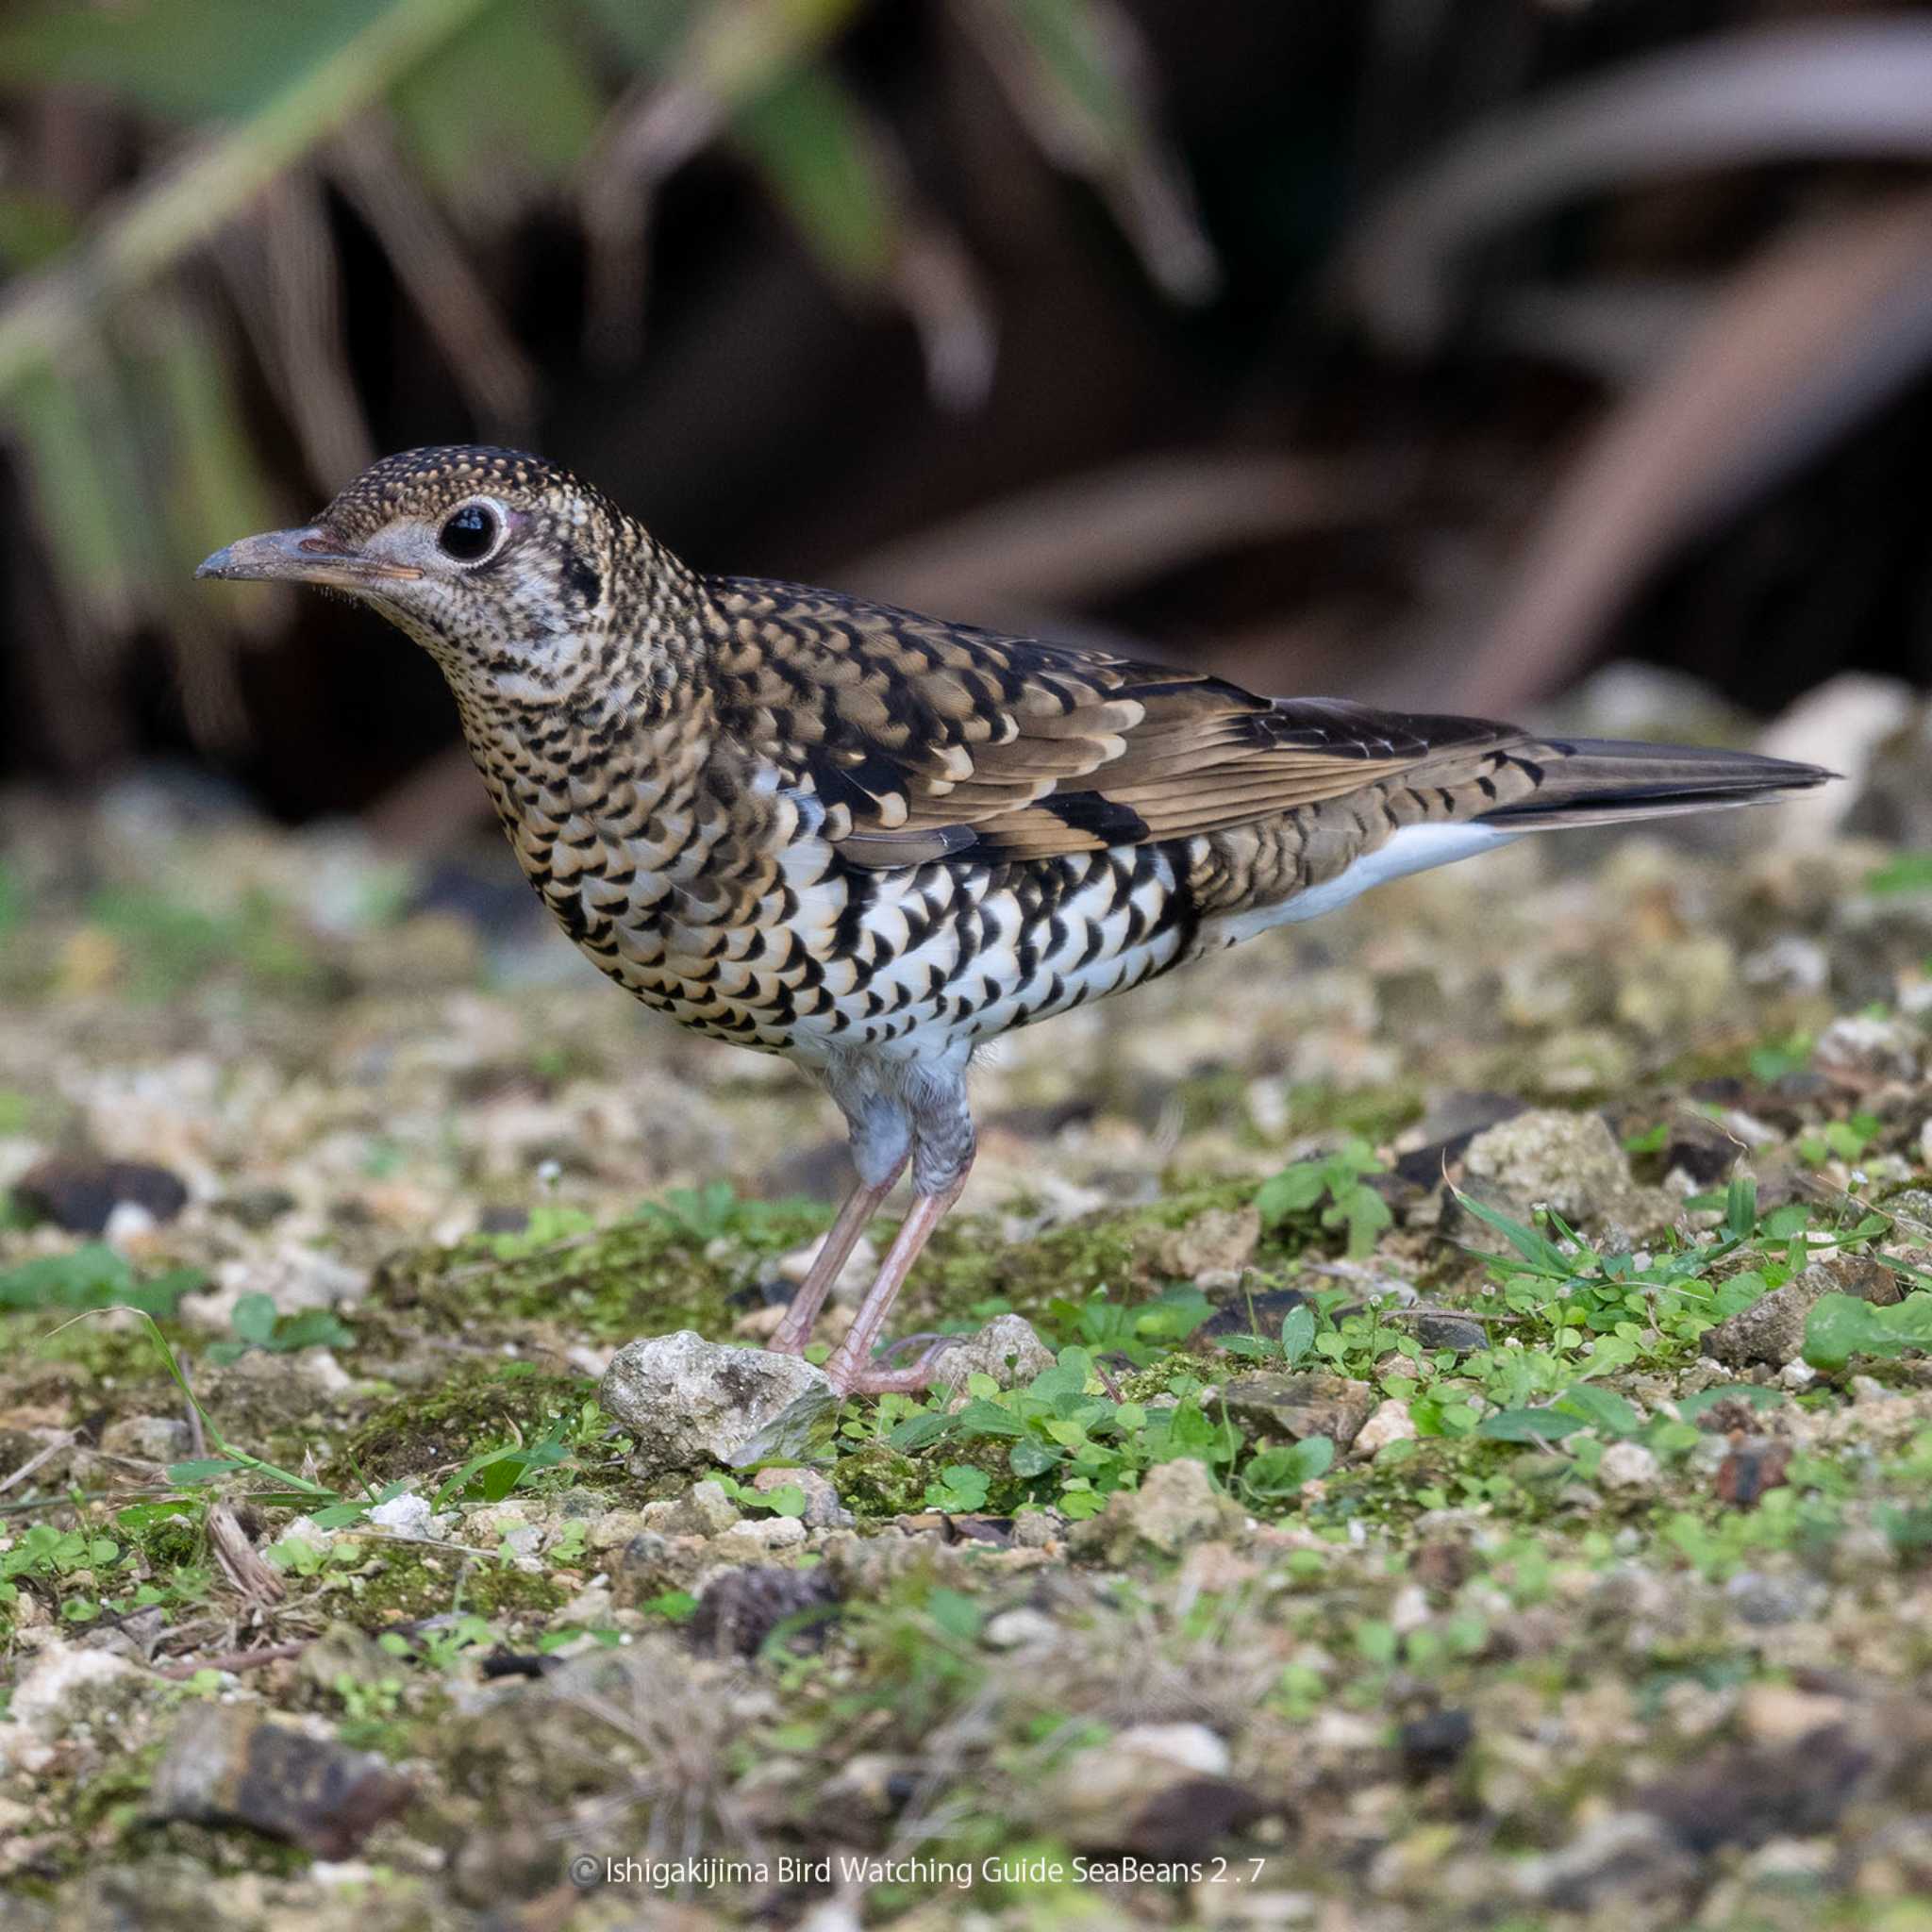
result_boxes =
[199,445,1833,1395]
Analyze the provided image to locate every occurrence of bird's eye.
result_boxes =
[438,502,499,563]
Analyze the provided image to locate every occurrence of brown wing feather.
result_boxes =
[707,577,1516,866]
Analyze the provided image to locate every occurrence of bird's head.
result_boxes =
[198,445,676,702]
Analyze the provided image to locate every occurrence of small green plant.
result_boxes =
[1221,1299,1316,1368]
[1804,1291,1932,1370]
[886,1348,1240,1520]
[83,885,314,999]
[1797,1112,1881,1168]
[0,1524,122,1622]
[1256,1139,1392,1257]
[204,1291,354,1363]
[379,1613,500,1673]
[482,1202,598,1259]
[636,1179,820,1245]
[0,1243,205,1318]
[712,1472,809,1518]
[1865,853,1932,896]
[922,1464,992,1512]
[1041,1283,1213,1363]
[1748,1030,1813,1083]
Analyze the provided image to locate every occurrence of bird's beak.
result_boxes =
[195,525,424,591]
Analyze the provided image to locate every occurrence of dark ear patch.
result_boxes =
[561,551,601,608]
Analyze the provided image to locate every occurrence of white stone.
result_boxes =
[1597,1441,1661,1491]
[601,1330,833,1476]
[7,1646,143,1738]
[1351,1398,1417,1460]
[367,1492,436,1540]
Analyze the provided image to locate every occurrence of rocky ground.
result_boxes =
[9,675,1932,1930]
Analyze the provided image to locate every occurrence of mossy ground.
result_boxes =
[10,799,1932,1930]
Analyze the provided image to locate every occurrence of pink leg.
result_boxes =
[768,1161,906,1355]
[821,1171,970,1397]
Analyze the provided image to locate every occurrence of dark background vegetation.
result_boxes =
[5,0,1932,843]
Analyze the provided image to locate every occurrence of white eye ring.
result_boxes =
[437,498,507,565]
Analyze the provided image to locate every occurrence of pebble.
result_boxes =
[982,1607,1058,1651]
[1069,1457,1246,1560]
[1460,1108,1631,1224]
[931,1312,1058,1390]
[1597,1442,1661,1491]
[13,1155,188,1234]
[601,1330,833,1476]
[367,1492,436,1540]
[146,1704,413,1857]
[1351,1397,1418,1460]
[1221,1374,1375,1448]
[661,1479,741,1539]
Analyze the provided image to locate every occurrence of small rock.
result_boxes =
[713,1515,808,1556]
[1813,1013,1923,1087]
[1705,1254,1902,1367]
[366,1492,436,1540]
[1461,1109,1630,1224]
[1597,1442,1661,1491]
[1414,1312,1489,1355]
[1070,1457,1246,1562]
[146,1704,413,1857]
[1154,1205,1261,1282]
[687,1565,841,1657]
[1724,1569,1828,1626]
[14,1156,188,1234]
[1351,1397,1418,1461]
[1657,1112,1743,1187]
[1739,1682,1848,1748]
[608,1531,695,1604]
[1511,1812,1693,1909]
[1198,1286,1311,1341]
[5,1646,146,1739]
[1398,1708,1474,1779]
[601,1331,833,1476]
[98,1414,193,1464]
[1637,1726,1874,1851]
[983,1607,1058,1651]
[1778,1359,1817,1391]
[663,1478,742,1539]
[1713,1438,1791,1507]
[215,1187,298,1230]
[298,1624,399,1693]
[1220,1374,1375,1448]
[1011,1510,1062,1548]
[932,1313,1057,1390]
[1047,1723,1254,1856]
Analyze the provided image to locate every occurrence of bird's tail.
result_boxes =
[1473,737,1836,832]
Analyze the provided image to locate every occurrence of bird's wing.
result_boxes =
[706,579,1518,866]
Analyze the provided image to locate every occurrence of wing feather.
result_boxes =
[708,578,1516,867]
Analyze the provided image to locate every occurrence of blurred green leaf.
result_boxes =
[0,0,398,125]
[394,0,605,209]
[137,301,280,611]
[734,64,897,286]
[0,1244,204,1319]
[6,356,151,634]
[573,0,697,69]
[0,191,79,272]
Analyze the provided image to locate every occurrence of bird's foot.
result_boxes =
[823,1331,961,1399]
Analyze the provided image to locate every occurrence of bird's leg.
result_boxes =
[767,1160,906,1355]
[820,1169,971,1396]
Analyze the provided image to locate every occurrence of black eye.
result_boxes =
[439,502,498,562]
